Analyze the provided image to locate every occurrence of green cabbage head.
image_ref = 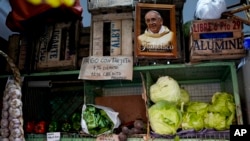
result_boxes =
[181,102,209,131]
[150,76,181,104]
[148,100,182,135]
[205,92,236,130]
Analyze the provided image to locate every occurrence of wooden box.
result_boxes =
[90,12,133,56]
[189,19,246,62]
[34,20,80,71]
[87,0,134,13]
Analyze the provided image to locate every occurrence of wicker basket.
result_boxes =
[0,50,25,140]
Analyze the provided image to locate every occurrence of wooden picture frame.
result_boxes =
[135,3,177,58]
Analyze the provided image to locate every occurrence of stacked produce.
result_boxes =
[81,104,120,136]
[148,75,236,137]
[148,76,183,135]
[1,79,25,141]
[118,119,146,141]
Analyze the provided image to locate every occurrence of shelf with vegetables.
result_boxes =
[0,61,243,140]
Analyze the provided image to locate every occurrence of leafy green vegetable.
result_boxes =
[150,76,181,104]
[181,102,209,131]
[204,92,236,130]
[148,100,182,135]
[179,88,190,105]
[82,105,114,135]
[48,121,58,132]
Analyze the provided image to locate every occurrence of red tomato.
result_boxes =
[34,121,47,134]
[25,121,35,133]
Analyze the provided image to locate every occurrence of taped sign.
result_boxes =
[78,56,133,80]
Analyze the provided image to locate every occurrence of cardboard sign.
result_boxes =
[47,132,60,141]
[78,56,133,80]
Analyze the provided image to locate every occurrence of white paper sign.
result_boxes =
[47,132,60,141]
[78,56,133,80]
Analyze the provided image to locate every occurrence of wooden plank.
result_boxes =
[92,21,103,56]
[48,24,62,61]
[92,12,133,22]
[110,20,121,56]
[121,19,133,56]
[37,59,75,69]
[37,25,53,63]
[88,0,133,10]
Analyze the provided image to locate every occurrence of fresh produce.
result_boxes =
[204,92,236,130]
[150,76,181,104]
[82,105,114,136]
[71,112,81,131]
[118,119,146,141]
[61,122,71,132]
[1,80,25,140]
[25,121,35,133]
[148,100,182,135]
[181,102,209,131]
[34,121,47,134]
[179,88,190,105]
[48,121,58,132]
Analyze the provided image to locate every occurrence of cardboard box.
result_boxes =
[189,19,246,62]
[88,0,134,12]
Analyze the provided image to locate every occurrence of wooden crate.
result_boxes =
[34,20,81,71]
[87,0,134,13]
[189,19,246,62]
[90,12,133,56]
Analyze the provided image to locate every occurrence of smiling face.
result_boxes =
[145,10,163,33]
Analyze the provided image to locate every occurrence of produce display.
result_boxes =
[1,79,25,140]
[148,76,236,137]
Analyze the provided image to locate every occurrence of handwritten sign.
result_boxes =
[96,134,119,141]
[47,132,60,141]
[78,56,133,80]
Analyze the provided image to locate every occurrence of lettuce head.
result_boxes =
[150,76,181,104]
[181,102,209,131]
[148,100,182,135]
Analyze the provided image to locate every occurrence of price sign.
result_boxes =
[47,132,60,141]
[78,56,133,80]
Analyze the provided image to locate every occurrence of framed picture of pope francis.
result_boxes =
[135,3,178,59]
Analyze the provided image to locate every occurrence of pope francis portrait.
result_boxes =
[137,10,174,52]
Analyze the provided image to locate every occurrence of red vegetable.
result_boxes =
[25,121,35,133]
[34,121,47,134]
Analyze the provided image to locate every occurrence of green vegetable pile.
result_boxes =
[182,102,209,131]
[148,76,237,135]
[82,105,114,136]
[204,92,236,130]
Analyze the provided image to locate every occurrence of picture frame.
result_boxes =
[135,3,177,58]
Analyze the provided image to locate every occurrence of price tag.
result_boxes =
[96,134,119,141]
[78,56,133,80]
[47,132,61,141]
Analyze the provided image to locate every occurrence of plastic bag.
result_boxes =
[81,104,121,136]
